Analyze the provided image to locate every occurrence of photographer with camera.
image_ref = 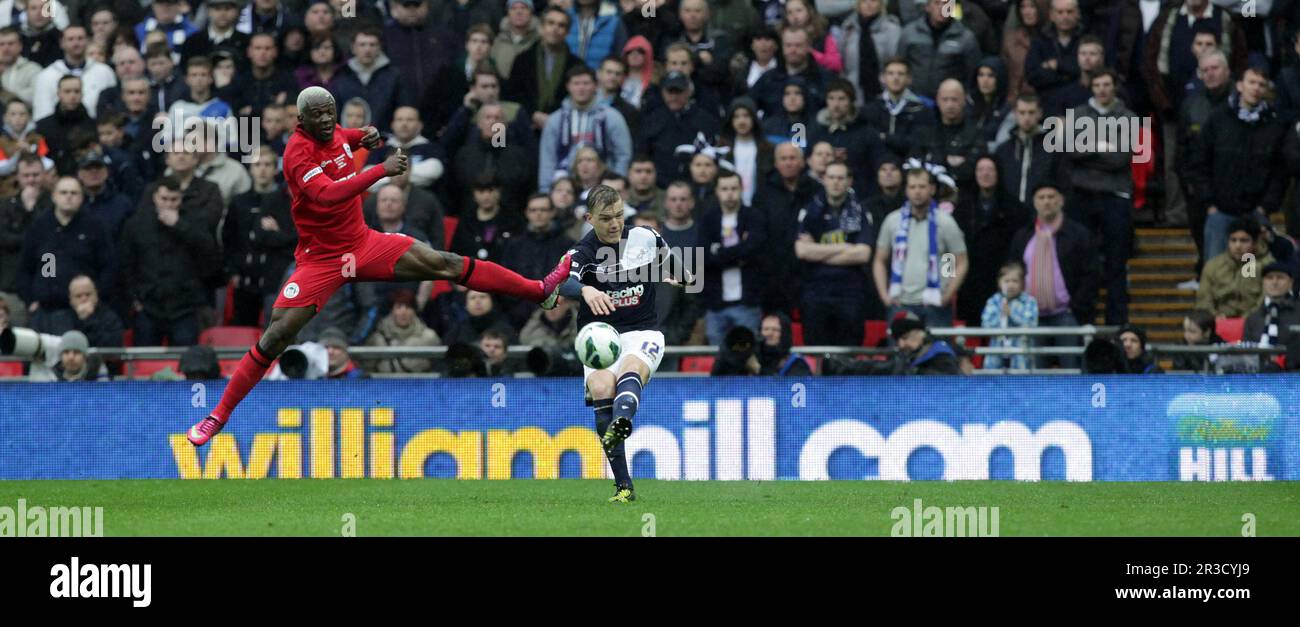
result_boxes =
[710,325,762,376]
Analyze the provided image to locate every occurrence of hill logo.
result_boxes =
[1167,393,1277,481]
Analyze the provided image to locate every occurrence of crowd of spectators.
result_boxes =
[3,0,1300,377]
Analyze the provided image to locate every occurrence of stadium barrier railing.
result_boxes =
[0,326,1289,378]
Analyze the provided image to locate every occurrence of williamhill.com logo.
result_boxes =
[171,402,1089,481]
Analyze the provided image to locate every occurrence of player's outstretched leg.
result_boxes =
[188,306,316,446]
[393,242,570,308]
[593,398,635,502]
[603,371,643,454]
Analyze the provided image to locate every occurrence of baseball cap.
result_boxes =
[77,150,110,169]
[179,345,221,379]
[507,0,534,9]
[59,330,89,354]
[318,327,349,350]
[889,315,926,340]
[1262,261,1295,279]
[662,71,691,92]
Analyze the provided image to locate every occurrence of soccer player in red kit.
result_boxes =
[187,87,570,445]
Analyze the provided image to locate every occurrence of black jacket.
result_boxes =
[955,189,1034,325]
[498,224,574,327]
[504,42,583,116]
[449,210,522,263]
[36,105,96,175]
[698,204,767,310]
[231,67,300,116]
[1008,216,1099,324]
[1189,100,1288,216]
[74,305,125,349]
[752,169,821,311]
[451,133,535,214]
[118,205,221,321]
[179,29,251,69]
[17,210,116,310]
[1177,84,1232,171]
[333,60,411,132]
[139,178,225,245]
[994,128,1071,205]
[1276,64,1300,124]
[0,193,51,292]
[1244,297,1300,371]
[860,92,933,158]
[912,114,986,187]
[224,186,298,297]
[636,102,722,188]
[1025,25,1082,114]
[748,64,830,120]
[811,112,887,197]
[83,187,135,242]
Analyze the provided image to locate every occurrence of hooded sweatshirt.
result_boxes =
[620,35,654,108]
[537,95,632,191]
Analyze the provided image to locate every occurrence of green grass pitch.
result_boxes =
[2,480,1297,536]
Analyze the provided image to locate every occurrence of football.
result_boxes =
[575,322,621,369]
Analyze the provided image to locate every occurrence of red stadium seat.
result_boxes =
[200,326,262,347]
[679,356,715,373]
[791,322,804,346]
[221,281,236,325]
[130,360,179,378]
[443,217,458,250]
[1217,317,1245,344]
[429,280,452,300]
[863,320,887,347]
[0,362,24,377]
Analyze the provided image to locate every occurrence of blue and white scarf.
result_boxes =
[888,201,941,306]
[1229,91,1267,123]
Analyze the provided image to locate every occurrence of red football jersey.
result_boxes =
[282,125,385,260]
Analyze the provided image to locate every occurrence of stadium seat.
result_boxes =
[790,322,804,346]
[200,326,262,347]
[863,320,887,347]
[130,360,179,378]
[802,355,820,374]
[221,281,236,325]
[1217,317,1245,344]
[679,356,715,373]
[0,362,24,378]
[443,217,458,250]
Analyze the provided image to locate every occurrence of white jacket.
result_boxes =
[0,0,70,29]
[31,59,118,120]
[0,56,41,105]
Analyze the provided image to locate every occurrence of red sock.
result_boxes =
[458,258,543,301]
[211,344,273,422]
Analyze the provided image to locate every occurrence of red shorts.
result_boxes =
[273,230,417,311]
